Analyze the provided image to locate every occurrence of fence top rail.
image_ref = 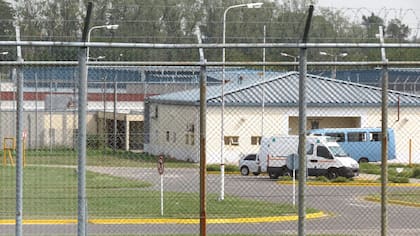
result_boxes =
[1,61,420,66]
[1,41,420,49]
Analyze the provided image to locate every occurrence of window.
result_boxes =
[187,124,195,133]
[185,124,195,146]
[172,132,177,143]
[317,146,332,159]
[348,132,366,142]
[251,136,261,145]
[166,131,170,142]
[244,154,256,161]
[152,105,158,119]
[224,136,239,146]
[190,134,195,145]
[310,120,319,129]
[306,144,314,155]
[369,132,381,142]
[185,133,194,145]
[325,132,345,142]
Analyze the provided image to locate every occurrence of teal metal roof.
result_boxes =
[148,72,420,107]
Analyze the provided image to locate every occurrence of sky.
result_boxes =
[315,0,420,37]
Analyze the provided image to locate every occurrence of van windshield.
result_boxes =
[328,145,348,157]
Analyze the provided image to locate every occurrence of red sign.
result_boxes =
[157,156,164,175]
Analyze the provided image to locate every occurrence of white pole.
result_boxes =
[261,25,266,137]
[293,158,296,206]
[220,2,264,202]
[160,174,164,216]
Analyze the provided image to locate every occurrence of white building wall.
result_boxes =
[146,102,420,164]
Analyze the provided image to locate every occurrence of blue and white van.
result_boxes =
[307,128,396,163]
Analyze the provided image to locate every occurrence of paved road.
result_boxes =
[86,167,420,235]
[1,166,419,235]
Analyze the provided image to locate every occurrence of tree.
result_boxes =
[362,13,384,39]
[0,0,15,41]
[386,18,410,40]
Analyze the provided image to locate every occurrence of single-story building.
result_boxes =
[144,71,420,164]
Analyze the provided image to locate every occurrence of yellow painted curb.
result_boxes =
[0,212,326,225]
[277,181,420,187]
[365,197,420,208]
[0,219,77,225]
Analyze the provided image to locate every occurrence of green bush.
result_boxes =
[280,176,293,181]
[206,164,219,172]
[225,164,238,172]
[331,176,351,183]
[411,167,420,179]
[359,163,381,175]
[314,176,329,182]
[86,134,105,149]
[206,164,238,172]
[388,176,409,183]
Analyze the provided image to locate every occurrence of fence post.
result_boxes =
[298,5,314,236]
[15,10,24,235]
[196,26,207,236]
[379,25,389,236]
[78,2,92,236]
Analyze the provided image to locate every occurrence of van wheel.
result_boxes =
[327,168,339,179]
[269,171,279,179]
[240,166,250,176]
[281,167,291,177]
[358,158,369,163]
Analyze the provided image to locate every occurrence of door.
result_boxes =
[308,145,334,176]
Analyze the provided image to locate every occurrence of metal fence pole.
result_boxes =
[15,64,24,236]
[196,26,207,236]
[49,80,53,152]
[35,74,38,149]
[0,71,2,142]
[78,3,92,236]
[113,75,117,152]
[378,25,389,236]
[15,9,24,235]
[298,5,314,236]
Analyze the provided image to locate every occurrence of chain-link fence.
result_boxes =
[0,2,420,235]
[0,40,419,236]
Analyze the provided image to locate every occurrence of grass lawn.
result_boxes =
[367,190,420,207]
[13,148,197,168]
[0,165,316,220]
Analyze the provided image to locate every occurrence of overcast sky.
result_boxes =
[316,0,419,10]
[315,0,420,37]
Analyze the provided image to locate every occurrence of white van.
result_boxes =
[257,135,359,179]
[238,154,260,176]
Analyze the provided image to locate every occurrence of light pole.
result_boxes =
[319,51,348,79]
[87,24,119,61]
[87,24,118,153]
[280,52,298,71]
[220,2,263,201]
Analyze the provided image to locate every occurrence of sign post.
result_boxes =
[157,155,164,216]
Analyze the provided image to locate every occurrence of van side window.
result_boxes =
[244,154,256,161]
[369,132,381,142]
[325,132,345,142]
[306,144,314,155]
[317,146,332,159]
[348,132,367,142]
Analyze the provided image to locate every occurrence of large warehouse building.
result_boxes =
[144,71,420,164]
